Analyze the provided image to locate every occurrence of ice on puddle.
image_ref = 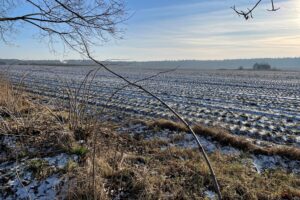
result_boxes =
[44,153,78,169]
[204,190,217,200]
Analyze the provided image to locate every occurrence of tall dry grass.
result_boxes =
[0,75,31,116]
[0,74,75,147]
[146,119,300,160]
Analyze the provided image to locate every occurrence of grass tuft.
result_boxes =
[28,159,53,180]
[145,119,300,160]
[70,145,89,156]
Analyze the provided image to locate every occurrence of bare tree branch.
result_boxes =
[0,0,126,50]
[79,36,223,199]
[232,0,279,20]
[88,65,181,199]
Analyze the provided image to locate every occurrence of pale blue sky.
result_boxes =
[1,0,300,61]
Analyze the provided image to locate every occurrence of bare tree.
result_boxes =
[0,0,125,51]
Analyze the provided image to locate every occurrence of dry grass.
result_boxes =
[66,128,300,200]
[146,119,300,160]
[193,125,300,160]
[148,119,188,132]
[0,75,77,162]
[1,77,299,199]
[65,157,109,200]
[0,76,32,117]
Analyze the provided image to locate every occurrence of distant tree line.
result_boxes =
[0,58,298,70]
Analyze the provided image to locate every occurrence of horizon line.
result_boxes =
[1,56,300,62]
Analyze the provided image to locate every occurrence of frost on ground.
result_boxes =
[204,190,217,200]
[119,121,300,174]
[0,82,83,200]
[252,155,300,174]
[0,153,78,200]
[1,65,300,199]
[4,65,300,148]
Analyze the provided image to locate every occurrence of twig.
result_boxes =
[102,66,180,113]
[89,65,181,199]
[232,0,279,20]
[80,38,222,200]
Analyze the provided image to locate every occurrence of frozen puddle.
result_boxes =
[0,153,78,199]
[204,190,217,200]
[7,174,62,200]
[252,155,300,174]
[44,153,78,169]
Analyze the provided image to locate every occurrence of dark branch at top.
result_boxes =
[0,0,127,52]
[232,0,280,20]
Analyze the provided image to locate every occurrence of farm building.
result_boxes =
[253,63,272,70]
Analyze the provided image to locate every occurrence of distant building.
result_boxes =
[253,63,271,70]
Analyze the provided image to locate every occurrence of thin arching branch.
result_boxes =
[79,36,223,200]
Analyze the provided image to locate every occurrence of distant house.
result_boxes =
[253,63,271,70]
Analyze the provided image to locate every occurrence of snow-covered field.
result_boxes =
[3,65,300,148]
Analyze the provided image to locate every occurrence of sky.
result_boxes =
[0,0,300,61]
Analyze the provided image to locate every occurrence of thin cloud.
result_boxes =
[1,0,299,60]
